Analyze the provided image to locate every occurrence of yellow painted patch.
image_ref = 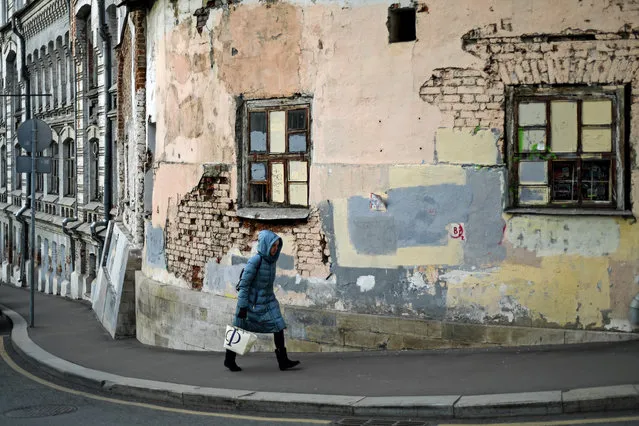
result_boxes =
[582,128,612,152]
[269,110,286,153]
[332,198,463,268]
[289,161,308,181]
[551,101,578,153]
[610,219,639,263]
[271,162,285,203]
[583,99,612,125]
[389,164,466,189]
[446,256,611,327]
[435,128,499,165]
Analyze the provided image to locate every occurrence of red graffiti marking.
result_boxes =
[451,224,465,241]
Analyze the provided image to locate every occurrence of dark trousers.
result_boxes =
[226,330,285,360]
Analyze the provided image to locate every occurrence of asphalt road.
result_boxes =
[0,312,638,426]
[0,315,327,426]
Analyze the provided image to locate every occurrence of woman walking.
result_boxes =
[224,230,301,372]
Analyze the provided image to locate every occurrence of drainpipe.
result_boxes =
[12,15,31,286]
[65,0,81,277]
[98,0,112,222]
[89,0,113,263]
[90,220,108,266]
[62,217,77,271]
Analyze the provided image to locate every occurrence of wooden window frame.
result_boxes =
[505,85,630,215]
[240,97,312,209]
[49,142,59,195]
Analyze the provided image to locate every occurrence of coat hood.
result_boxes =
[257,230,283,263]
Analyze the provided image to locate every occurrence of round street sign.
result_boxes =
[17,119,53,153]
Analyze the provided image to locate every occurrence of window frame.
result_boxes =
[49,142,59,195]
[89,138,100,201]
[1,145,6,188]
[240,97,312,209]
[506,85,628,214]
[63,139,75,197]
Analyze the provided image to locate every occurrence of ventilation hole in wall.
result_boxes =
[388,6,416,43]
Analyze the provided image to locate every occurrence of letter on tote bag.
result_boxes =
[223,325,258,355]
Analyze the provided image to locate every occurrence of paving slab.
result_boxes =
[562,385,639,413]
[352,395,460,418]
[453,391,563,418]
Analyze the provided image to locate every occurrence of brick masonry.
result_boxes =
[164,165,330,289]
[117,8,147,246]
[420,30,639,163]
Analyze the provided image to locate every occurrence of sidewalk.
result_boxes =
[1,283,638,419]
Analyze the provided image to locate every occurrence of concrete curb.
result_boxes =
[2,304,639,420]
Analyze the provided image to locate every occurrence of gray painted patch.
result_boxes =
[389,185,471,247]
[519,161,546,184]
[231,255,249,266]
[203,260,244,294]
[346,197,396,255]
[278,253,295,270]
[145,223,166,269]
[347,184,471,255]
[463,168,506,266]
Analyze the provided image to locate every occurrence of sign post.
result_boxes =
[17,119,52,328]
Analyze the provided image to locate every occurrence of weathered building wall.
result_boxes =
[138,0,639,351]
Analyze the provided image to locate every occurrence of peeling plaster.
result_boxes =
[356,275,375,292]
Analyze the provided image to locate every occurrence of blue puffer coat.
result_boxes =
[233,230,287,333]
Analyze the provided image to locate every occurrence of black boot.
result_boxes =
[224,350,242,372]
[275,347,300,371]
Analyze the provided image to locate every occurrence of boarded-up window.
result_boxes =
[507,86,627,212]
[244,99,311,207]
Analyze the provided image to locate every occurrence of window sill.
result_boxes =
[59,197,76,207]
[505,207,635,217]
[42,194,58,203]
[237,207,310,221]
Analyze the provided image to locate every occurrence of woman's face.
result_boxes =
[270,239,280,256]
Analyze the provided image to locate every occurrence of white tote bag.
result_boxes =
[223,325,258,355]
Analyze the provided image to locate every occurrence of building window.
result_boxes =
[507,86,627,212]
[14,144,21,190]
[89,139,100,201]
[1,145,6,188]
[388,6,416,43]
[49,142,59,194]
[35,152,44,192]
[63,139,75,196]
[242,98,311,208]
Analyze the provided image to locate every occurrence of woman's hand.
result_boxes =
[238,307,248,319]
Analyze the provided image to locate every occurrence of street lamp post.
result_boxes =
[0,93,52,328]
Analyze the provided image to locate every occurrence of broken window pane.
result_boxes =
[518,129,546,152]
[288,133,306,152]
[269,111,286,153]
[551,101,578,153]
[250,162,266,181]
[289,161,308,182]
[518,102,546,126]
[519,186,548,205]
[250,112,267,152]
[271,162,285,203]
[519,161,547,184]
[581,161,610,202]
[288,109,307,130]
[582,128,612,152]
[289,183,308,206]
[582,100,612,125]
[250,184,267,203]
[552,162,578,201]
